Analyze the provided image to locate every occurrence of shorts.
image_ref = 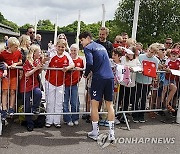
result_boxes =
[90,78,114,102]
[2,77,17,90]
[163,79,176,86]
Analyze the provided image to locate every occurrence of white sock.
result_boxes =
[108,121,115,136]
[92,121,99,135]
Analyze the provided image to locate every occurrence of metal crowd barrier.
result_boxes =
[0,67,180,135]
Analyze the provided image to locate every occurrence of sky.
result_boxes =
[0,0,120,27]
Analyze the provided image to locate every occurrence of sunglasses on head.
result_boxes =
[29,31,35,34]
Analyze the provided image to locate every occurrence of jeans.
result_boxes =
[22,87,42,127]
[63,85,80,123]
[132,83,150,119]
[118,85,136,111]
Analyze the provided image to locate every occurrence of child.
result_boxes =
[111,47,123,125]
[19,34,31,64]
[0,43,7,78]
[63,44,84,126]
[118,46,141,123]
[19,44,43,131]
[161,48,179,112]
[0,37,22,119]
[133,43,159,123]
[45,39,74,128]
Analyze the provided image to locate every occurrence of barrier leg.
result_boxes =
[176,99,180,124]
[0,114,2,135]
[123,112,130,130]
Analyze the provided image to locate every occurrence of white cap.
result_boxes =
[126,48,134,54]
[120,47,134,55]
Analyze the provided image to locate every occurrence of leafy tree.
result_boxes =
[19,23,32,30]
[0,12,19,32]
[37,19,54,31]
[114,0,180,45]
[0,12,5,22]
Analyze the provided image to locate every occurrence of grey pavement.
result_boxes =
[0,58,180,154]
[0,108,180,154]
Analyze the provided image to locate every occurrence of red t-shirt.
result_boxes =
[45,55,70,86]
[165,59,180,81]
[65,57,84,86]
[0,50,22,78]
[20,60,40,93]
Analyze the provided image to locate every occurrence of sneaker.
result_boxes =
[132,117,139,123]
[86,115,91,123]
[27,126,34,131]
[82,114,87,120]
[115,117,120,125]
[157,111,166,116]
[8,108,15,116]
[32,109,40,114]
[87,131,99,141]
[1,110,7,120]
[108,133,115,141]
[171,110,177,117]
[54,124,61,128]
[99,119,105,126]
[45,123,52,128]
[104,120,109,127]
[139,118,145,123]
[67,121,74,126]
[74,121,79,126]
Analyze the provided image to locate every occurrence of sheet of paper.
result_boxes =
[131,66,142,72]
[171,69,180,76]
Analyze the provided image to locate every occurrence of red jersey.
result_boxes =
[65,57,84,86]
[165,59,180,81]
[0,50,22,78]
[20,59,41,93]
[45,55,71,86]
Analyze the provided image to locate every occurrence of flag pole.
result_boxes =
[54,14,58,45]
[102,4,106,27]
[131,0,140,40]
[76,10,81,48]
[34,16,37,38]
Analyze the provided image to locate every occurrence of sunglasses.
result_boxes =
[159,48,165,51]
[166,42,172,45]
[29,31,35,34]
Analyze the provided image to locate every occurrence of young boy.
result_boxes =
[133,43,159,123]
[79,31,115,141]
[0,37,22,119]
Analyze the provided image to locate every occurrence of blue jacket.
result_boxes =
[84,41,114,79]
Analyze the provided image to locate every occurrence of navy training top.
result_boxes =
[84,41,114,79]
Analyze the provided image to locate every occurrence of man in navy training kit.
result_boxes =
[79,31,115,141]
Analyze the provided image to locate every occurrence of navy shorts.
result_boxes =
[90,78,114,102]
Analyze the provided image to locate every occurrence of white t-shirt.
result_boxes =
[121,56,141,87]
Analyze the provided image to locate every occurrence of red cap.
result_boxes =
[171,48,179,54]
[113,43,121,48]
